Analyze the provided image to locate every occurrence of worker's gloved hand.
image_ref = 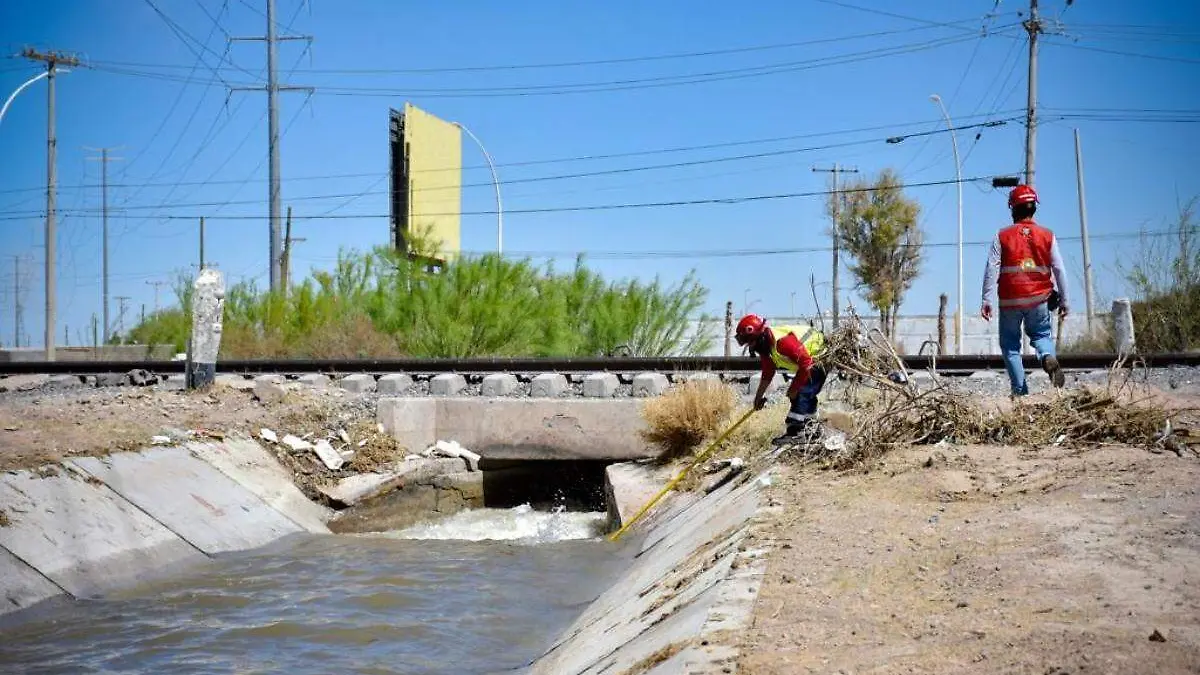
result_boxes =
[753,395,767,411]
[981,303,994,321]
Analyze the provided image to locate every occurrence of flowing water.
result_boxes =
[0,506,633,675]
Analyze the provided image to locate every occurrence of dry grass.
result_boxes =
[620,640,691,675]
[345,418,406,473]
[639,379,738,462]
[781,310,1196,469]
[0,509,10,527]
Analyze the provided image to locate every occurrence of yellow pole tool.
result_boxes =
[607,408,756,543]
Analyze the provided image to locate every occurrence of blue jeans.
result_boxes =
[786,365,827,430]
[999,302,1056,396]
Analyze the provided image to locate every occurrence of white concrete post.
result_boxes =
[1112,298,1135,355]
[188,268,225,389]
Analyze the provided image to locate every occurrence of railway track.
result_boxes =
[1,353,1198,376]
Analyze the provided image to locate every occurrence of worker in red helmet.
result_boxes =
[736,314,828,443]
[981,184,1069,396]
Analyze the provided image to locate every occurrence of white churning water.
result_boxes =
[374,504,609,543]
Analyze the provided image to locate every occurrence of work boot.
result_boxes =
[772,419,821,446]
[1042,355,1065,388]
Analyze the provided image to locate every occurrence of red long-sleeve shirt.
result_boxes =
[758,330,814,397]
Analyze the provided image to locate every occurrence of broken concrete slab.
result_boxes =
[377,373,414,395]
[481,373,518,397]
[431,439,481,471]
[430,373,467,396]
[186,436,330,533]
[45,375,83,389]
[530,373,568,398]
[0,467,203,599]
[632,372,669,397]
[127,369,159,387]
[254,374,288,404]
[70,448,304,555]
[317,458,465,507]
[583,372,620,398]
[686,372,723,384]
[312,439,345,471]
[339,373,377,394]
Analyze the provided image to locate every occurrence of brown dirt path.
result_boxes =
[736,442,1200,674]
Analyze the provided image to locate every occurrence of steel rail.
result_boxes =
[1,353,1198,376]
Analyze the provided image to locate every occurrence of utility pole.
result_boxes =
[230,2,313,293]
[146,279,168,315]
[114,296,131,340]
[813,163,859,329]
[21,47,80,361]
[1023,0,1042,186]
[1074,129,1096,335]
[12,256,22,349]
[91,313,98,350]
[281,206,307,290]
[199,216,206,270]
[85,146,122,341]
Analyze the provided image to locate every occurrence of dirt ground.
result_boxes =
[736,438,1200,674]
[0,376,378,475]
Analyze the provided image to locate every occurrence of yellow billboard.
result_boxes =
[389,103,462,264]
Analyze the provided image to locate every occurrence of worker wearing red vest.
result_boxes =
[981,184,1069,396]
[736,314,828,444]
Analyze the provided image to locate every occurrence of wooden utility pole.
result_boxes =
[146,279,168,315]
[229,2,313,292]
[199,216,206,270]
[813,163,859,329]
[85,146,122,340]
[724,301,733,357]
[281,206,306,290]
[21,47,80,360]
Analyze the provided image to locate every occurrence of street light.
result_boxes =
[454,122,503,255]
[0,70,60,128]
[931,93,963,355]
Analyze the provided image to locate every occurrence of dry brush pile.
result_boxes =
[801,312,1198,468]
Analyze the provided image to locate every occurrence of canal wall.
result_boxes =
[0,437,335,618]
[530,461,773,674]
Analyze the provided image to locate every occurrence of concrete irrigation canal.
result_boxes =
[0,373,774,674]
[1,367,1199,673]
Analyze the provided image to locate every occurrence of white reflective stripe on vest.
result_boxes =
[1000,265,1049,274]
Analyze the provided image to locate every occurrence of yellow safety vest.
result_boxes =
[768,325,825,372]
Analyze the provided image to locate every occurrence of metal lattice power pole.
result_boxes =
[813,163,859,329]
[85,146,122,340]
[114,296,131,340]
[230,1,313,292]
[21,47,79,361]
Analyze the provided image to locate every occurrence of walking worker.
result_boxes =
[735,314,828,443]
[981,184,1069,396]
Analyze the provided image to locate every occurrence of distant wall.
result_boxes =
[0,345,177,363]
[679,312,1110,357]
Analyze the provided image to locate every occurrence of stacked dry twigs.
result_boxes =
[792,308,1197,468]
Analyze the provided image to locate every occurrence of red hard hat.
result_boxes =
[735,314,767,345]
[1008,184,1039,208]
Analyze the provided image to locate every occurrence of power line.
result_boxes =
[28,175,1003,221]
[88,19,982,74]
[0,110,1029,196]
[88,30,1007,98]
[0,119,1020,218]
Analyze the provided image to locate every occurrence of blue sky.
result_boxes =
[1,0,1198,348]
